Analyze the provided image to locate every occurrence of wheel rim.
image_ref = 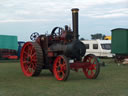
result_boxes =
[83,55,99,79]
[53,56,68,81]
[20,42,37,77]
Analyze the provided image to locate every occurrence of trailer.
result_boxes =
[0,35,18,59]
[82,40,113,58]
[111,28,128,63]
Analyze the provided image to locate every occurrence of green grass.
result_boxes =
[0,59,128,96]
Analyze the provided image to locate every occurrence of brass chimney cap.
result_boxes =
[71,8,79,13]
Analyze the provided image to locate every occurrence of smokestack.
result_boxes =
[71,8,79,40]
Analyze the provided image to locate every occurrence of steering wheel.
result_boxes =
[30,32,39,41]
[51,27,64,38]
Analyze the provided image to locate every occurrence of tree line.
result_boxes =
[80,33,106,40]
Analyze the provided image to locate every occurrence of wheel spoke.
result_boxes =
[86,68,89,73]
[61,71,65,79]
[92,64,96,67]
[62,64,66,71]
[26,66,31,73]
[92,64,96,70]
[93,59,96,64]
[24,63,29,70]
[28,63,32,68]
[23,61,29,64]
[91,70,94,76]
[93,67,96,70]
[25,60,34,73]
[31,59,37,62]
[30,67,34,73]
[32,62,36,70]
[23,51,28,56]
[57,70,61,76]
[32,53,36,58]
[88,66,92,70]
[88,57,92,63]
[58,58,61,65]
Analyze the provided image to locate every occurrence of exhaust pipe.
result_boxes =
[71,8,79,40]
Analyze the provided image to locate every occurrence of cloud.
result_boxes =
[0,0,72,22]
[15,10,31,15]
[0,19,56,23]
[92,13,128,18]
[85,8,128,18]
[72,0,127,8]
[0,0,127,23]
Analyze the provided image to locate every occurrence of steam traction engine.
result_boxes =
[20,8,100,81]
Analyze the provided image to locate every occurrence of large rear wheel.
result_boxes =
[53,55,70,81]
[83,54,100,79]
[20,42,44,77]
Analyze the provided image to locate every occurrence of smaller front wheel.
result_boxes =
[53,55,70,81]
[83,54,100,79]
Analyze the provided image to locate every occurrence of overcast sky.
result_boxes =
[0,0,128,41]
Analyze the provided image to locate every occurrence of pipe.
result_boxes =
[71,8,79,40]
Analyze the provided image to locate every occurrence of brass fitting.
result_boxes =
[71,8,79,13]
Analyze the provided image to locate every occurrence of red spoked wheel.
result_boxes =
[53,55,70,81]
[20,42,43,77]
[83,54,100,79]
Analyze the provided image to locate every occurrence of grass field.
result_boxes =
[0,59,128,96]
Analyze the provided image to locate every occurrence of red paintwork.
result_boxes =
[70,62,90,69]
[82,55,97,79]
[60,32,66,40]
[0,49,17,60]
[47,51,54,57]
[70,55,97,79]
[2,55,18,59]
[20,42,37,77]
[8,55,18,59]
[53,56,67,81]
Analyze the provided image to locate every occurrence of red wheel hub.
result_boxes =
[20,42,37,77]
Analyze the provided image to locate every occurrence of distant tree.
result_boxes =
[102,35,106,40]
[91,33,106,40]
[80,37,85,40]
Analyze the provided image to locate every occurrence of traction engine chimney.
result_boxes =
[71,8,79,40]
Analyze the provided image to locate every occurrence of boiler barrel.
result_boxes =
[49,40,86,59]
